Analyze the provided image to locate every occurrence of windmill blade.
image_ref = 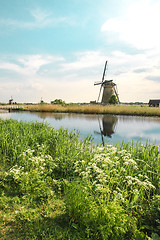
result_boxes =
[102,61,108,83]
[94,118,104,146]
[97,84,103,102]
[114,85,120,103]
[94,81,102,85]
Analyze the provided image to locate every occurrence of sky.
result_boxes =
[0,0,160,103]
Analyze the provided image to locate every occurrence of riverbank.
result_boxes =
[0,119,159,239]
[1,103,160,117]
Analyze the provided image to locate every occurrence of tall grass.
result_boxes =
[2,103,160,116]
[18,103,160,117]
[0,119,159,239]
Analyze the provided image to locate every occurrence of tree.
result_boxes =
[108,95,118,105]
[51,99,66,105]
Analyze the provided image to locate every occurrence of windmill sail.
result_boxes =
[97,84,103,102]
[102,61,108,83]
[94,81,102,86]
[114,85,120,103]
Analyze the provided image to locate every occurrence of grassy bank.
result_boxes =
[4,103,160,117]
[0,119,160,239]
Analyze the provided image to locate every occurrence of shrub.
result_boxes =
[51,99,66,105]
[108,95,118,105]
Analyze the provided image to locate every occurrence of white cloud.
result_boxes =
[101,0,160,50]
[0,8,67,31]
[18,55,61,74]
[0,62,24,74]
[0,54,64,76]
[61,51,107,71]
[30,8,52,23]
[0,51,106,103]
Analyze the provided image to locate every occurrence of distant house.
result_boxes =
[149,99,160,107]
[9,98,13,105]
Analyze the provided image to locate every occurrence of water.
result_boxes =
[0,111,160,146]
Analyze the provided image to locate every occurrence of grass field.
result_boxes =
[0,119,159,239]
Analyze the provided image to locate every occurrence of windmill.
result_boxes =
[94,61,120,104]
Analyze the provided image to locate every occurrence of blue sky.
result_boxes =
[0,0,160,103]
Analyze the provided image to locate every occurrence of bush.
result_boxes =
[108,95,118,105]
[51,99,66,105]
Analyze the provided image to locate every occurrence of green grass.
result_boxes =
[0,119,160,239]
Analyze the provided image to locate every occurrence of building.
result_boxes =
[149,99,160,107]
[9,98,13,105]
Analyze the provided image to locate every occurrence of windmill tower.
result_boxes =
[94,61,120,104]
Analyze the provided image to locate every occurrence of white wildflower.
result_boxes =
[115,192,125,202]
[110,169,118,174]
[133,189,139,195]
[124,161,129,166]
[92,180,97,186]
[121,167,126,172]
[95,184,103,191]
[113,190,118,195]
[144,180,156,189]
[127,180,132,185]
[97,147,105,152]
[138,174,143,178]
[104,158,113,164]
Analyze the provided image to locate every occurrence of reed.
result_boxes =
[0,119,159,239]
[19,104,160,117]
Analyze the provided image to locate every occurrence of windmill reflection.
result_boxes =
[95,115,118,145]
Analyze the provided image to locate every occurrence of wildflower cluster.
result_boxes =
[74,145,156,206]
[2,146,57,203]
[19,145,57,174]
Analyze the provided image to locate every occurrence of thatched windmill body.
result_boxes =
[94,61,120,104]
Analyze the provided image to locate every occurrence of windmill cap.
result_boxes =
[103,80,116,85]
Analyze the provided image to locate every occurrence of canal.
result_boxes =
[0,111,160,145]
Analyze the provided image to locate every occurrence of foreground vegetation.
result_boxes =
[2,103,160,117]
[0,119,160,239]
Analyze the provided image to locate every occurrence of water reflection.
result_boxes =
[0,111,160,145]
[101,115,118,138]
[35,112,65,120]
[35,112,118,142]
[94,115,118,145]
